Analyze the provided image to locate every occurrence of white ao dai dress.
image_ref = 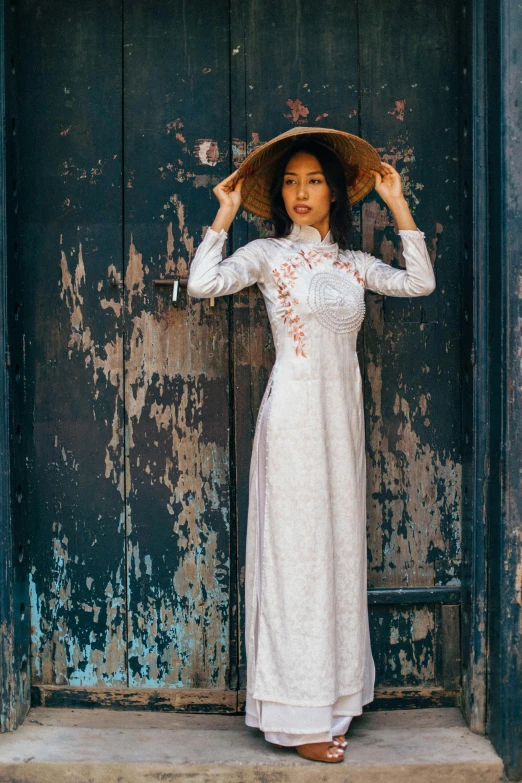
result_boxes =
[187,221,436,745]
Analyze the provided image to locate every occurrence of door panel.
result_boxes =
[232,0,462,695]
[358,0,462,598]
[21,0,463,704]
[20,0,126,685]
[123,1,234,688]
[231,0,363,691]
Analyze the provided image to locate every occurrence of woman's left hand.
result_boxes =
[369,161,404,202]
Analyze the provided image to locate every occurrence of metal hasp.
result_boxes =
[153,277,215,307]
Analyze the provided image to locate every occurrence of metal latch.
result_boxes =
[153,277,215,307]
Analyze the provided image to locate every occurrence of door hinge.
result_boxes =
[470,343,476,366]
[5,345,11,368]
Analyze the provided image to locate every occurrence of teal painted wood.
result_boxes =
[487,0,522,776]
[122,0,234,689]
[230,0,362,693]
[4,0,475,710]
[0,0,32,731]
[459,0,488,735]
[231,0,463,695]
[17,0,127,686]
[358,0,462,591]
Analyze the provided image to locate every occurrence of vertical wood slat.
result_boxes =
[358,0,463,594]
[486,0,522,776]
[441,605,461,691]
[123,0,234,689]
[0,0,32,732]
[18,0,126,687]
[230,0,361,690]
[459,0,488,735]
[229,0,252,692]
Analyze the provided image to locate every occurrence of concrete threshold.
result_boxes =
[0,706,504,783]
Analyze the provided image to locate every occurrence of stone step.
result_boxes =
[0,706,504,783]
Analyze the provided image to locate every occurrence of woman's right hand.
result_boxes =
[213,171,244,213]
[210,172,245,233]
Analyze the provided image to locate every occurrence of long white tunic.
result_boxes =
[187,221,436,741]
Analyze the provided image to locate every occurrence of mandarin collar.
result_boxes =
[287,222,335,246]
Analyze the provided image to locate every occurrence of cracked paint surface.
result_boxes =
[22,0,464,701]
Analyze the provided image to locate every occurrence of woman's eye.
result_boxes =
[284,179,295,185]
[310,179,322,184]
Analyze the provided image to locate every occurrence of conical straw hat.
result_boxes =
[232,127,381,220]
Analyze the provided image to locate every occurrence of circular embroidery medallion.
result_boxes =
[307,272,366,334]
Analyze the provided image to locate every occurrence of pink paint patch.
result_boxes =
[315,113,329,122]
[284,98,309,124]
[388,100,406,121]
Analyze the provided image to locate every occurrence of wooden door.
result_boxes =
[230,0,463,708]
[17,0,462,709]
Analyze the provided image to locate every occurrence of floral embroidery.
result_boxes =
[333,254,365,286]
[272,248,334,358]
[273,268,307,357]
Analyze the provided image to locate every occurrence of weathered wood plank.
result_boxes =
[231,0,361,693]
[441,605,461,690]
[487,0,522,774]
[1,0,32,731]
[31,685,237,713]
[33,683,457,713]
[123,0,233,689]
[358,0,462,595]
[368,587,461,605]
[459,0,487,736]
[18,0,126,686]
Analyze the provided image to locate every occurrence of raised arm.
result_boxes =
[187,170,265,299]
[363,161,436,297]
[361,229,436,297]
[187,227,265,298]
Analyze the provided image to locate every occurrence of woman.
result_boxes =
[187,129,436,763]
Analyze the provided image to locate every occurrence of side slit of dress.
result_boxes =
[247,382,361,747]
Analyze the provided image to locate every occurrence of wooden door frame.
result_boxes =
[459,0,522,778]
[0,2,521,779]
[0,0,31,732]
[480,0,522,777]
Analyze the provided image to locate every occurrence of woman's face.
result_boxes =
[281,151,335,234]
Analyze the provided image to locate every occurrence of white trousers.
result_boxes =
[245,387,373,747]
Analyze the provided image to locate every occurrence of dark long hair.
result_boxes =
[269,140,357,250]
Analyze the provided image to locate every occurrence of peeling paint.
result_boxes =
[284,97,310,124]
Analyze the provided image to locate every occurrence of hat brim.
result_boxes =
[232,127,381,220]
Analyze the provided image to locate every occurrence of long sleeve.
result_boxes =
[361,229,436,297]
[187,227,266,298]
